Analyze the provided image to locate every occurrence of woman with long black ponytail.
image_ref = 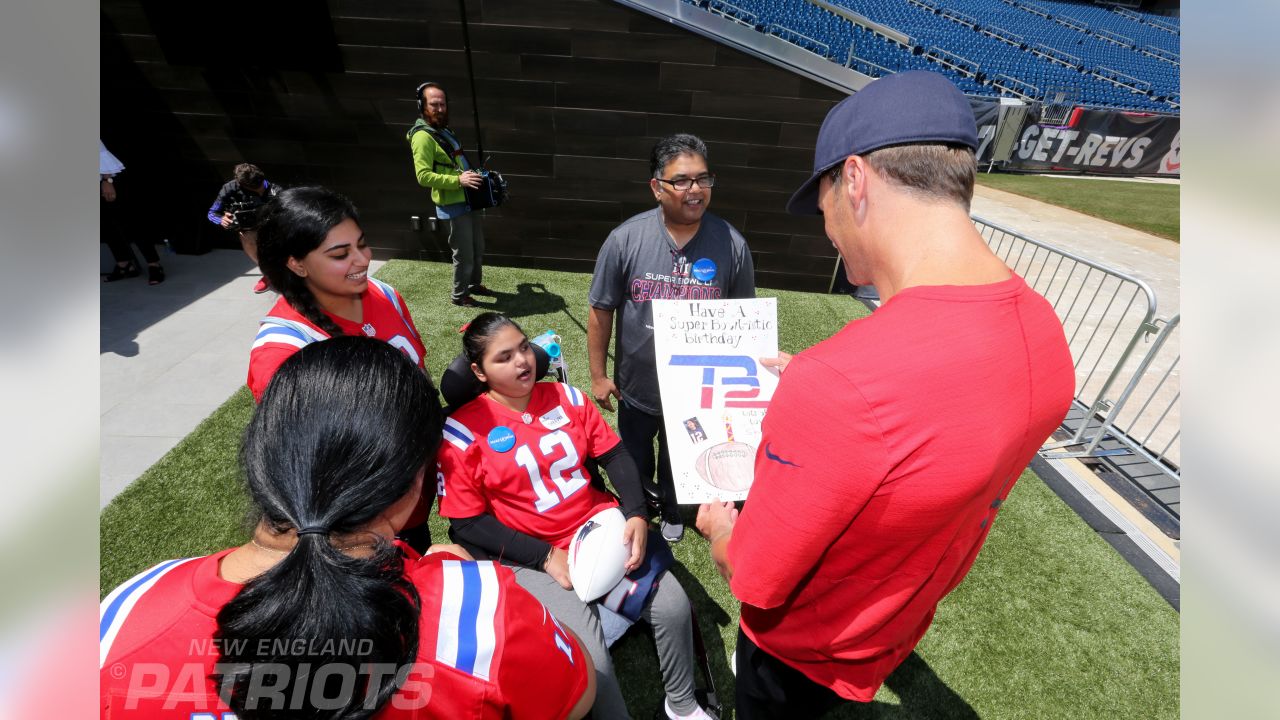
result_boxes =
[100,337,596,719]
[246,186,428,403]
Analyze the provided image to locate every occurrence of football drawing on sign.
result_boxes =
[694,415,753,492]
[652,298,779,503]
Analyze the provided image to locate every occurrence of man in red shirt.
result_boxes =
[695,71,1074,717]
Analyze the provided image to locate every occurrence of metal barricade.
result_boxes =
[1051,315,1180,477]
[974,215,1159,407]
[970,217,1174,461]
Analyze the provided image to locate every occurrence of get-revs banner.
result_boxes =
[1009,107,1179,175]
[652,298,779,504]
[971,99,1179,176]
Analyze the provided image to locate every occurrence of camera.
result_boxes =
[227,201,261,231]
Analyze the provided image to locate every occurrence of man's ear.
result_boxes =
[286,257,307,278]
[845,155,871,213]
[649,178,662,202]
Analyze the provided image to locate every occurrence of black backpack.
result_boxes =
[416,125,508,210]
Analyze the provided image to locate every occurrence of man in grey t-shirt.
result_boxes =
[588,134,755,542]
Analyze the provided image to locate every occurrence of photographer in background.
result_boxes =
[101,140,165,285]
[207,162,279,294]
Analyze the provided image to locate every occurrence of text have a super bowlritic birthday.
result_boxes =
[667,302,774,347]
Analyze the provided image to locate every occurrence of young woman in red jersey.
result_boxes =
[437,313,713,720]
[100,337,595,720]
[246,186,427,402]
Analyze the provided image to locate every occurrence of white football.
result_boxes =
[567,506,629,602]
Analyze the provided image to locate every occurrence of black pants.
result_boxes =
[102,184,159,266]
[735,627,846,720]
[616,400,679,523]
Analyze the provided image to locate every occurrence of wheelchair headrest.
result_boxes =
[439,342,552,411]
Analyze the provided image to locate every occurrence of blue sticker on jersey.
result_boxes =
[692,258,717,282]
[487,426,516,453]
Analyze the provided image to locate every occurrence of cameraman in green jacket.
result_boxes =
[407,81,493,307]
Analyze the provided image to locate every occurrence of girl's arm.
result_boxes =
[449,513,554,569]
[595,444,647,520]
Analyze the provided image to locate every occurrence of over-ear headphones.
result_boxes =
[415,82,441,113]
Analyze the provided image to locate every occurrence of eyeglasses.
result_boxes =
[655,174,716,191]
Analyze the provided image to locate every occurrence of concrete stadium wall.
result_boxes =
[101,0,846,291]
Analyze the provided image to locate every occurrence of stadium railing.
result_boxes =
[926,46,980,77]
[706,0,760,28]
[992,73,1039,99]
[769,23,831,59]
[970,216,1178,474]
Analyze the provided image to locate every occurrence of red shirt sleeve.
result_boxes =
[247,343,299,402]
[492,567,591,719]
[727,355,891,609]
[437,439,490,519]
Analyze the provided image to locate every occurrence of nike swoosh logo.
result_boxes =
[764,443,801,468]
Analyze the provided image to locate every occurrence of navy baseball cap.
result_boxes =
[786,71,978,215]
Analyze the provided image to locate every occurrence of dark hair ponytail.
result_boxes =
[214,337,444,719]
[461,311,524,370]
[256,186,359,338]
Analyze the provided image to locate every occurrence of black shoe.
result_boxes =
[451,295,479,307]
[147,265,165,285]
[470,284,496,296]
[103,262,140,282]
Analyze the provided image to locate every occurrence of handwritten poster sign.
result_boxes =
[652,298,779,503]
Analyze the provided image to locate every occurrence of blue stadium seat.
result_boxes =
[687,0,1178,114]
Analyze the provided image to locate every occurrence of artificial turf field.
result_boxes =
[976,172,1180,242]
[100,259,1178,719]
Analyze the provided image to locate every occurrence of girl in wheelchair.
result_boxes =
[436,312,713,720]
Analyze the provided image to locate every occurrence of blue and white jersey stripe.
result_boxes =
[436,560,500,681]
[99,557,199,668]
[443,417,475,452]
[369,278,398,311]
[561,384,584,407]
[368,279,418,338]
[252,317,329,351]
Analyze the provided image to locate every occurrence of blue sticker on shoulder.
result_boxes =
[692,258,717,282]
[487,426,516,453]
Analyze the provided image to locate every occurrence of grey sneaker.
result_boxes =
[661,519,684,543]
